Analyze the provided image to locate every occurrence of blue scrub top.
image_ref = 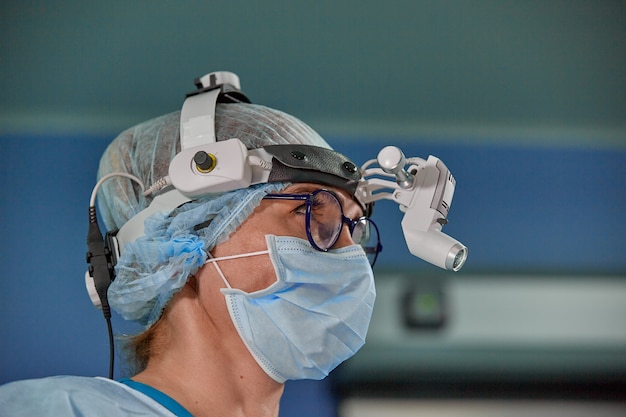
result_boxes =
[0,375,193,417]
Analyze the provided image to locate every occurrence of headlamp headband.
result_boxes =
[114,72,366,254]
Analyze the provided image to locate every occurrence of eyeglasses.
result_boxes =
[263,189,382,266]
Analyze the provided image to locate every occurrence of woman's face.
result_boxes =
[207,182,364,293]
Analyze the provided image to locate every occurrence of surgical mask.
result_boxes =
[205,234,376,383]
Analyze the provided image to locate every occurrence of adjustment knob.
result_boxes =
[377,146,413,189]
[378,146,405,173]
[194,151,217,173]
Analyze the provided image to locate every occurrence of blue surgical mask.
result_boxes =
[205,235,376,383]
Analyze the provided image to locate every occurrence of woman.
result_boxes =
[0,76,378,417]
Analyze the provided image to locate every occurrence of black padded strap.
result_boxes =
[264,145,362,195]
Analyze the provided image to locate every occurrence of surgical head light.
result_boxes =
[356,146,468,271]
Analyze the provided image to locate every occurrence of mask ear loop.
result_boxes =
[206,253,232,289]
[205,250,270,289]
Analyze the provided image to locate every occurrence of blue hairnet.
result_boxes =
[97,104,331,231]
[109,183,286,327]
[97,103,331,328]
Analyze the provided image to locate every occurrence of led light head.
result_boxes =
[357,148,468,271]
[449,244,468,271]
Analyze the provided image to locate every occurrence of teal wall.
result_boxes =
[2,1,624,147]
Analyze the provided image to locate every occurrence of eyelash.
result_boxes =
[294,203,307,215]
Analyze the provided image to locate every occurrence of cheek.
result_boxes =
[268,211,308,242]
[218,255,277,293]
[207,201,309,293]
[209,225,278,293]
[242,256,277,292]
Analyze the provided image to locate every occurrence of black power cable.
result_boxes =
[87,173,145,379]
[104,308,114,379]
[86,206,116,379]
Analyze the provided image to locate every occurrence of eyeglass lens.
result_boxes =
[308,190,380,265]
[307,190,342,249]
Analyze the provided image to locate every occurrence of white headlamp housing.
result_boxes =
[356,146,468,271]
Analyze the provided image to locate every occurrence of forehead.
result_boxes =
[283,183,364,217]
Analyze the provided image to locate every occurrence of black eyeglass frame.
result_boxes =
[263,189,382,266]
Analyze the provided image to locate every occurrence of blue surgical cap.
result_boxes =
[97,103,331,329]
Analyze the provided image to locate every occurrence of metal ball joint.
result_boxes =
[194,151,217,173]
[377,146,414,189]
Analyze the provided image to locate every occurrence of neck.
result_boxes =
[131,285,284,417]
